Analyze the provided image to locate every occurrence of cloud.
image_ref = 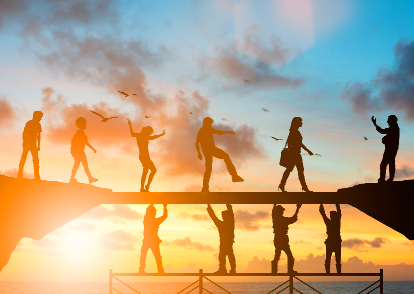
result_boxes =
[342,237,387,250]
[202,26,304,89]
[168,237,215,252]
[0,96,16,127]
[234,209,270,231]
[81,205,143,220]
[244,256,271,273]
[69,222,97,232]
[176,212,209,221]
[341,38,414,120]
[99,229,138,251]
[395,165,414,180]
[31,237,58,249]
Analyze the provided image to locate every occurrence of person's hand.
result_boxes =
[93,149,97,153]
[207,204,211,208]
[163,204,168,208]
[319,204,323,211]
[198,153,203,160]
[371,116,376,125]
[162,129,166,135]
[297,203,302,209]
[37,146,41,151]
[308,150,314,156]
[126,118,132,125]
[228,131,235,135]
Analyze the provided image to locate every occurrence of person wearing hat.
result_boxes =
[319,204,342,273]
[127,118,165,192]
[18,111,43,180]
[207,204,236,274]
[271,203,302,274]
[196,117,244,192]
[371,115,400,182]
[139,204,168,274]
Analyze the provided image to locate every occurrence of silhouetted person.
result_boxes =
[272,203,302,274]
[207,204,236,274]
[69,117,98,184]
[18,111,43,180]
[196,117,244,192]
[371,115,400,182]
[139,204,168,274]
[127,118,165,192]
[319,204,342,274]
[279,117,313,192]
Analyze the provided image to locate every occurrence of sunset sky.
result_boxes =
[1,0,414,283]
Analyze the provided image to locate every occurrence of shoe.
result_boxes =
[138,269,146,274]
[201,188,210,192]
[302,188,313,192]
[69,178,79,184]
[232,175,244,182]
[278,184,286,192]
[88,177,99,184]
[17,173,23,179]
[145,185,150,192]
[140,188,148,192]
[229,269,236,274]
[214,268,227,274]
[386,178,394,182]
[34,176,41,181]
[158,269,165,274]
[288,269,298,275]
[378,178,385,183]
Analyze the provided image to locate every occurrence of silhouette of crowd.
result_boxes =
[13,111,400,274]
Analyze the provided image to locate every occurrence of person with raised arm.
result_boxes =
[196,117,244,192]
[319,204,342,273]
[279,117,314,192]
[127,118,165,192]
[69,117,98,184]
[272,203,302,274]
[18,111,43,180]
[139,204,168,274]
[207,204,236,274]
[371,115,400,182]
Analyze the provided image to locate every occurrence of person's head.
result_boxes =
[221,210,231,221]
[75,117,87,129]
[33,111,43,122]
[387,115,398,126]
[330,210,339,221]
[203,117,214,126]
[145,204,156,218]
[289,117,303,131]
[141,126,154,135]
[273,205,285,216]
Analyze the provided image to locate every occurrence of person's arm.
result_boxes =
[126,118,137,137]
[86,140,97,153]
[371,116,388,134]
[148,129,166,140]
[196,132,203,160]
[37,132,41,151]
[301,143,313,156]
[226,204,234,217]
[336,204,341,218]
[207,204,221,227]
[288,203,302,224]
[158,204,168,224]
[319,204,329,224]
[212,128,235,136]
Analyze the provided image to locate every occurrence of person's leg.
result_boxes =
[325,244,333,274]
[379,149,388,182]
[388,150,397,181]
[284,246,295,273]
[80,154,98,183]
[296,155,310,191]
[213,148,242,181]
[272,243,282,273]
[141,168,149,191]
[150,244,164,273]
[279,164,295,190]
[228,243,236,273]
[335,245,341,273]
[139,242,150,273]
[30,148,40,180]
[70,155,81,181]
[202,155,213,191]
[216,241,227,273]
[145,160,157,191]
[18,147,29,178]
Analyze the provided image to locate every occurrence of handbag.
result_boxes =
[279,141,293,168]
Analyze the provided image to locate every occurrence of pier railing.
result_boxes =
[109,269,383,294]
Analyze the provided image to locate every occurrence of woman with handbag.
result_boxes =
[279,117,313,192]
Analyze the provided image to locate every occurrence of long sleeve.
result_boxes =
[207,206,221,227]
[158,207,168,224]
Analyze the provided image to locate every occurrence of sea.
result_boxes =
[0,281,413,294]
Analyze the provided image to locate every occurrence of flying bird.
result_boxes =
[90,110,118,122]
[302,153,322,157]
[364,137,368,140]
[190,112,193,114]
[222,118,227,121]
[315,154,322,157]
[244,79,250,83]
[145,115,151,118]
[133,94,137,95]
[179,90,185,94]
[271,136,283,141]
[118,91,129,97]
[261,108,270,112]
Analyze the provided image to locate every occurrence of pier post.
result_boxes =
[109,269,112,294]
[380,269,383,294]
[289,274,293,294]
[199,269,203,294]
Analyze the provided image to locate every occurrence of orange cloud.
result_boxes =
[0,96,16,127]
[167,237,215,252]
[81,205,142,220]
[99,229,139,251]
